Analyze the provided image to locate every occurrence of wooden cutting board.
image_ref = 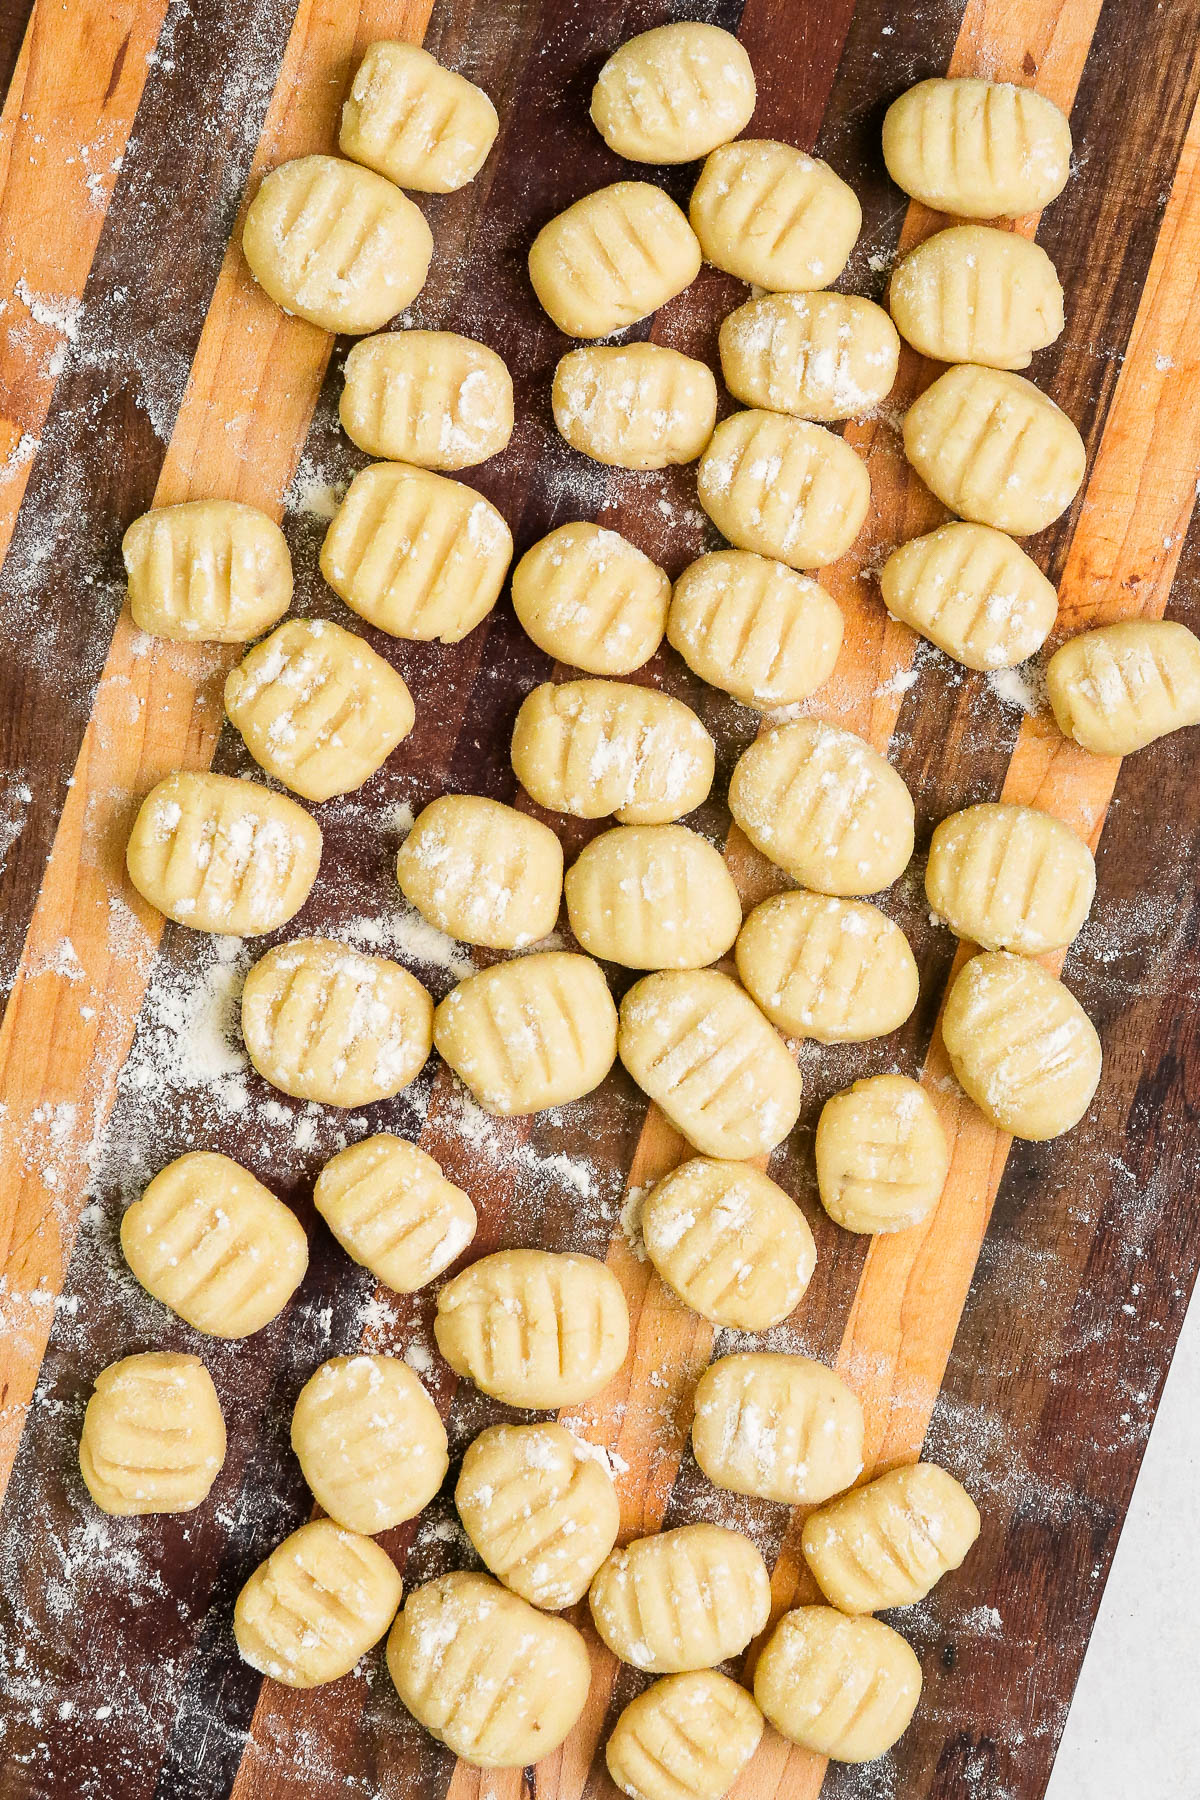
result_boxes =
[2,1,1200,1796]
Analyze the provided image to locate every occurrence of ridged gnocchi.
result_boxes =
[528,181,701,339]
[291,1354,448,1535]
[340,331,513,468]
[754,1607,922,1764]
[396,793,563,949]
[889,225,1064,370]
[879,521,1059,671]
[553,342,716,470]
[690,140,860,290]
[719,291,900,422]
[606,1671,764,1800]
[590,23,756,163]
[314,1134,476,1293]
[123,500,291,643]
[668,550,843,709]
[512,680,715,824]
[234,1520,402,1688]
[433,951,616,1114]
[882,77,1072,219]
[926,802,1096,954]
[691,1351,864,1505]
[736,891,918,1043]
[802,1462,981,1614]
[339,40,498,192]
[511,523,670,676]
[79,1352,225,1516]
[698,410,870,570]
[589,1523,771,1673]
[564,824,741,970]
[1046,618,1200,755]
[815,1075,949,1235]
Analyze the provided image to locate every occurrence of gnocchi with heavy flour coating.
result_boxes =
[314,1134,476,1293]
[889,226,1064,370]
[698,410,870,571]
[668,550,843,709]
[433,951,616,1114]
[754,1607,922,1764]
[879,522,1059,671]
[79,1352,225,1516]
[512,680,715,824]
[397,794,563,950]
[606,1671,764,1800]
[719,291,900,422]
[234,1520,402,1688]
[123,500,291,643]
[528,182,701,339]
[802,1462,981,1615]
[291,1354,447,1534]
[690,141,860,290]
[815,1075,949,1235]
[589,1524,771,1673]
[511,523,670,677]
[927,802,1096,954]
[564,824,742,970]
[340,331,513,468]
[553,344,717,470]
[882,77,1072,219]
[1046,618,1200,755]
[736,891,919,1043]
[590,23,756,163]
[339,40,498,192]
[691,1351,864,1505]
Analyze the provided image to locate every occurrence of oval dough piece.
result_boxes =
[291,1354,448,1534]
[234,1519,402,1688]
[729,719,914,896]
[879,521,1058,671]
[455,1421,620,1609]
[698,411,870,571]
[553,344,717,470]
[511,523,670,677]
[927,802,1096,954]
[641,1157,815,1330]
[590,23,756,163]
[802,1462,981,1614]
[123,500,291,643]
[339,39,498,192]
[736,892,918,1043]
[529,181,702,339]
[434,1249,630,1409]
[618,968,803,1160]
[126,771,321,936]
[512,680,714,825]
[340,331,513,469]
[889,225,1064,370]
[242,937,433,1107]
[314,1133,476,1292]
[224,617,414,801]
[815,1075,949,1235]
[692,1352,864,1505]
[121,1151,307,1338]
[388,1571,590,1768]
[565,824,741,970]
[754,1607,922,1764]
[1046,618,1200,755]
[242,155,431,334]
[690,141,860,290]
[903,364,1085,536]
[719,292,900,422]
[590,1524,770,1673]
[943,950,1102,1139]
[321,462,512,643]
[79,1352,225,1516]
[607,1671,764,1800]
[434,951,616,1115]
[397,794,563,950]
[882,77,1072,219]
[668,550,843,709]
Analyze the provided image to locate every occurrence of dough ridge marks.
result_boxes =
[552,344,717,469]
[528,181,702,339]
[668,549,843,709]
[697,409,870,570]
[79,1352,226,1515]
[882,78,1072,218]
[340,331,513,469]
[719,291,899,421]
[606,1670,764,1800]
[879,521,1058,671]
[590,23,757,164]
[801,1463,981,1614]
[314,1134,476,1293]
[888,225,1064,370]
[589,1523,771,1673]
[690,141,861,291]
[511,680,714,824]
[926,801,1095,954]
[123,500,293,642]
[691,1350,864,1505]
[1046,618,1200,754]
[340,41,499,193]
[234,1519,402,1688]
[564,824,742,970]
[754,1607,922,1762]
[736,891,918,1042]
[511,523,671,676]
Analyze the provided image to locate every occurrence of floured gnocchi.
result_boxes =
[123,500,292,643]
[242,155,432,334]
[698,410,870,570]
[433,950,616,1113]
[927,802,1096,954]
[692,1351,864,1505]
[511,523,670,676]
[754,1606,922,1764]
[815,1075,949,1235]
[882,77,1072,219]
[314,1134,476,1292]
[434,1249,629,1407]
[234,1520,402,1688]
[879,521,1058,671]
[340,331,514,469]
[564,824,741,969]
[553,344,717,469]
[736,891,918,1043]
[719,291,900,422]
[606,1671,764,1800]
[690,140,860,290]
[889,225,1064,370]
[396,793,563,949]
[802,1462,981,1615]
[528,181,701,339]
[512,680,715,824]
[590,1523,770,1673]
[291,1354,448,1535]
[79,1352,225,1516]
[1046,618,1200,755]
[339,39,498,192]
[121,1152,307,1338]
[668,550,843,709]
[590,23,756,163]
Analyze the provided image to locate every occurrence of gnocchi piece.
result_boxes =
[736,892,919,1043]
[434,1249,630,1408]
[729,719,914,896]
[234,1520,402,1688]
[903,364,1085,536]
[943,950,1102,1140]
[125,771,321,936]
[564,824,741,970]
[879,521,1058,671]
[528,181,702,339]
[79,1352,225,1516]
[553,344,717,470]
[291,1354,447,1535]
[512,680,715,825]
[433,951,616,1114]
[339,39,498,193]
[314,1134,476,1292]
[882,77,1072,219]
[340,331,513,469]
[889,225,1064,371]
[396,794,563,950]
[815,1075,949,1235]
[690,140,860,290]
[224,618,414,802]
[754,1607,922,1764]
[692,1352,864,1505]
[618,968,803,1160]
[719,292,900,422]
[668,550,843,709]
[241,937,433,1107]
[455,1421,620,1609]
[606,1671,764,1800]
[242,155,431,334]
[1046,618,1200,755]
[120,1152,307,1338]
[123,500,291,643]
[641,1157,815,1331]
[590,1524,770,1673]
[388,1572,590,1768]
[698,410,870,571]
[590,23,756,163]
[927,802,1096,954]
[802,1462,981,1615]
[320,461,512,645]
[511,522,670,676]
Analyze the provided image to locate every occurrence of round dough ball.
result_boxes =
[553,344,717,469]
[79,1352,225,1515]
[590,23,756,163]
[815,1075,949,1235]
[698,410,870,571]
[314,1133,476,1293]
[668,550,843,710]
[607,1671,764,1800]
[690,141,860,290]
[754,1606,922,1763]
[291,1354,447,1534]
[340,331,513,469]
[397,794,563,950]
[234,1519,402,1688]
[882,77,1072,218]
[590,1523,770,1673]
[511,523,670,677]
[564,824,742,970]
[692,1352,864,1506]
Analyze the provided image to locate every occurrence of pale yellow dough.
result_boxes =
[397,794,563,949]
[234,1519,402,1688]
[927,801,1096,954]
[719,291,899,422]
[802,1462,981,1614]
[528,181,701,339]
[690,140,860,290]
[564,824,741,970]
[340,40,498,192]
[123,499,292,643]
[754,1607,922,1764]
[291,1353,447,1535]
[1046,618,1200,755]
[79,1351,225,1516]
[340,331,513,468]
[698,410,870,571]
[590,23,756,163]
[511,523,671,677]
[815,1075,949,1235]
[882,77,1072,218]
[889,225,1064,370]
[691,1351,864,1505]
[879,521,1059,671]
[433,951,616,1114]
[590,1523,770,1673]
[668,550,843,709]
[314,1133,476,1293]
[606,1670,764,1800]
[553,344,717,469]
[512,680,715,824]
[736,891,918,1043]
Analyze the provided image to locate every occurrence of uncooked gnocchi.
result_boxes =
[339,39,498,192]
[618,968,803,1160]
[927,802,1096,954]
[754,1607,922,1764]
[433,951,616,1114]
[815,1075,949,1235]
[889,225,1064,370]
[126,771,321,936]
[511,523,670,677]
[234,1520,402,1688]
[396,793,563,949]
[512,680,714,824]
[564,824,741,970]
[528,181,701,339]
[340,331,513,468]
[882,77,1072,219]
[719,291,900,422]
[321,462,512,643]
[123,500,292,643]
[589,1523,770,1673]
[606,1671,764,1800]
[242,155,432,334]
[736,891,918,1043]
[434,1249,629,1408]
[691,1351,864,1505]
[590,23,756,163]
[120,1151,307,1337]
[879,521,1059,671]
[552,344,717,469]
[79,1352,225,1515]
[1046,618,1200,755]
[802,1462,981,1614]
[291,1354,448,1534]
[690,140,860,290]
[668,550,843,709]
[698,410,870,570]
[314,1134,476,1292]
